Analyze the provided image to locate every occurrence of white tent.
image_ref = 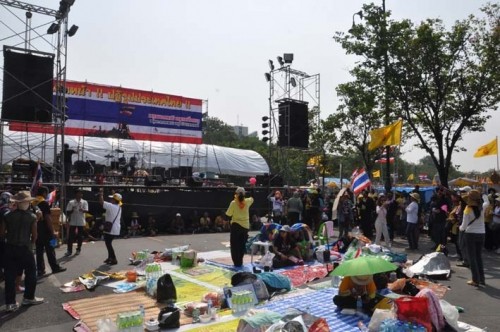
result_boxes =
[1,132,269,177]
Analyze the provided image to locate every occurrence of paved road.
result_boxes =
[0,231,498,331]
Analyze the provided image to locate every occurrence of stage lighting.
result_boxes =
[268,60,274,71]
[290,77,297,87]
[47,23,60,34]
[283,53,294,64]
[68,25,79,37]
[264,73,271,82]
[277,56,284,67]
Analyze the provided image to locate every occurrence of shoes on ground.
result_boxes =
[104,258,111,264]
[21,297,44,306]
[457,262,470,268]
[467,280,479,287]
[75,249,81,255]
[6,303,19,312]
[52,267,67,274]
[37,271,47,278]
[64,251,72,257]
[107,259,118,265]
[479,281,486,286]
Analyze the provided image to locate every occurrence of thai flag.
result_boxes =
[350,168,359,180]
[352,168,371,195]
[31,162,43,195]
[47,190,57,206]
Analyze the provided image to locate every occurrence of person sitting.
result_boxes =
[333,275,377,310]
[146,214,157,236]
[127,212,141,237]
[272,225,304,268]
[169,213,185,234]
[214,210,229,232]
[198,211,213,233]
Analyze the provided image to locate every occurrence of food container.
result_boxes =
[199,314,212,323]
[126,270,137,282]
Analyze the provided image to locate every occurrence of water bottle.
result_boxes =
[356,296,362,312]
[331,275,342,288]
[192,308,200,323]
[138,305,145,326]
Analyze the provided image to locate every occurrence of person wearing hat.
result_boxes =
[65,189,89,256]
[405,192,420,250]
[98,190,122,265]
[169,212,185,234]
[226,186,254,267]
[1,191,44,311]
[271,225,304,268]
[333,274,377,310]
[459,190,485,287]
[33,187,66,277]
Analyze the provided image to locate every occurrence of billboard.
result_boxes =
[9,81,203,144]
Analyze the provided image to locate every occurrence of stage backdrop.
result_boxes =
[9,81,203,144]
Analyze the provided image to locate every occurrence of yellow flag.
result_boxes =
[368,120,402,151]
[473,138,498,158]
[372,170,381,178]
[407,174,414,181]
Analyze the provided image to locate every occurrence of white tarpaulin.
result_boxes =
[1,132,269,177]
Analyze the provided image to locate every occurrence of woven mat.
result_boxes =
[184,317,240,331]
[174,265,233,289]
[258,288,370,332]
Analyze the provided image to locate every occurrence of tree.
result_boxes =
[202,113,238,146]
[334,3,500,187]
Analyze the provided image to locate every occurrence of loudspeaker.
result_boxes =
[146,175,163,186]
[152,167,166,179]
[2,47,54,123]
[278,101,309,149]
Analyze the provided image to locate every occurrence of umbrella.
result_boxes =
[332,256,397,277]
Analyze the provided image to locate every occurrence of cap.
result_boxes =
[176,213,181,217]
[279,225,291,232]
[109,193,123,206]
[459,186,472,193]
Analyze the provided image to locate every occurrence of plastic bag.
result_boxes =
[368,309,395,332]
[394,296,432,332]
[259,251,275,268]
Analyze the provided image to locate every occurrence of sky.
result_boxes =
[1,0,498,173]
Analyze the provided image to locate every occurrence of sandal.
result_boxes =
[467,280,479,287]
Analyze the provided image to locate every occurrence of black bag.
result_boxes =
[231,272,257,286]
[158,305,180,329]
[157,273,177,303]
[103,221,113,233]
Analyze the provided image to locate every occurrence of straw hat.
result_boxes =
[11,191,36,203]
[464,190,482,207]
[409,192,420,202]
[351,275,374,286]
[459,186,472,193]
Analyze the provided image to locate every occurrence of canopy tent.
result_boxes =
[448,177,481,187]
[0,132,269,177]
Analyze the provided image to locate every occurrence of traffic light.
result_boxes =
[261,116,270,143]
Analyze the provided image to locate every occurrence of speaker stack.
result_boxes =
[278,100,309,149]
[2,47,54,123]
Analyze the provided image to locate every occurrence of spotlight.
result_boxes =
[290,77,297,87]
[47,23,60,34]
[283,53,294,64]
[264,73,271,82]
[268,60,274,71]
[68,25,79,37]
[277,56,284,67]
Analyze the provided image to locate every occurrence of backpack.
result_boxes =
[157,273,177,303]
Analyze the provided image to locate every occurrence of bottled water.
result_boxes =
[331,275,342,288]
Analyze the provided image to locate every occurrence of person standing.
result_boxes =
[226,186,254,267]
[268,190,285,224]
[374,195,391,248]
[286,191,303,226]
[1,191,43,312]
[405,193,420,250]
[34,187,66,277]
[98,191,122,265]
[64,189,88,256]
[460,190,485,287]
[0,192,13,282]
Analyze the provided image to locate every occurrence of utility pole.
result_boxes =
[382,0,392,193]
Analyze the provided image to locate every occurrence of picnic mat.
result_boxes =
[258,288,370,332]
[205,255,253,270]
[174,265,234,289]
[184,317,240,332]
[279,264,329,288]
[63,291,193,332]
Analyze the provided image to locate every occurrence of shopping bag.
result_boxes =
[394,296,432,332]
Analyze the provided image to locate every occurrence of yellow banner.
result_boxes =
[372,170,381,178]
[368,119,402,151]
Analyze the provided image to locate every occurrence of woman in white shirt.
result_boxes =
[459,190,485,287]
[405,193,420,250]
[374,195,391,248]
